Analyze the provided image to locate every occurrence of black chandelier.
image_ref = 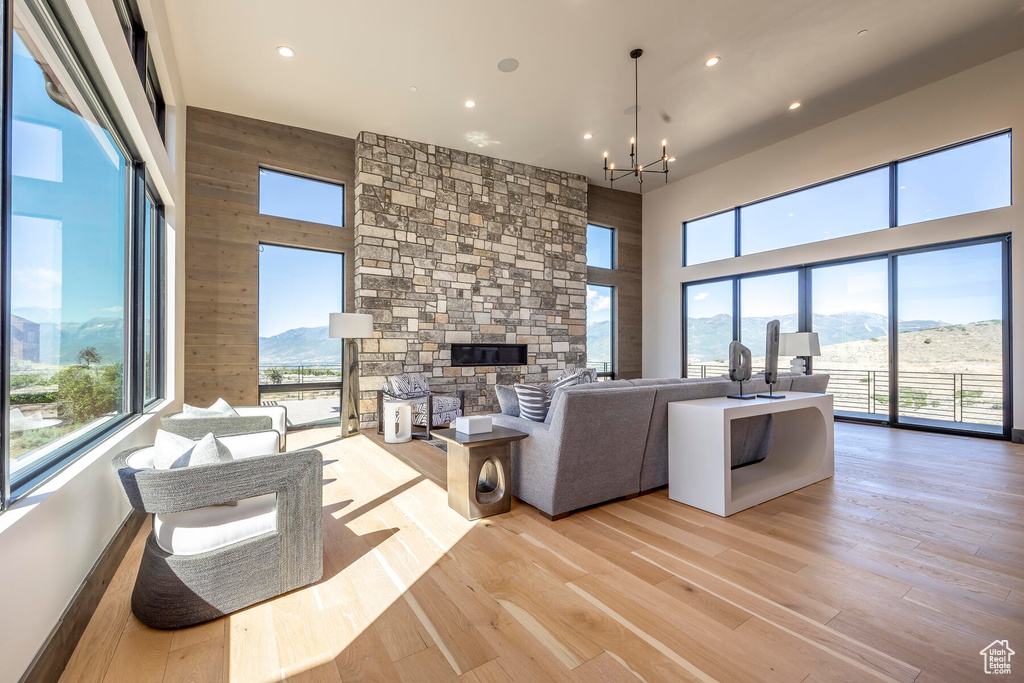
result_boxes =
[603,48,671,190]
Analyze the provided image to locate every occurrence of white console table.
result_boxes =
[668,392,834,516]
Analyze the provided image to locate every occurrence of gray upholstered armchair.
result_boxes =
[162,405,287,451]
[376,373,465,439]
[111,430,323,629]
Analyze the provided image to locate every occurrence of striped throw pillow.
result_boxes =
[513,384,550,422]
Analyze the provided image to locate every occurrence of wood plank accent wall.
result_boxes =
[587,184,642,379]
[184,107,355,405]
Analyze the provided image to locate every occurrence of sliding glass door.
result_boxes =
[810,259,889,421]
[683,237,1010,437]
[895,242,1006,433]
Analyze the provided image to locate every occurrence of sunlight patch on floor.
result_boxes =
[226,432,475,681]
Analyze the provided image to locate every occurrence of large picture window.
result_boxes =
[2,0,164,506]
[8,21,130,481]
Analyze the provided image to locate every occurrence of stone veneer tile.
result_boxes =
[354,132,588,425]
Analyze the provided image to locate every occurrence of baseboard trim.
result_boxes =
[1013,429,1024,444]
[20,509,145,683]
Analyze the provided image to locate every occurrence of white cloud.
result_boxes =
[694,292,709,301]
[587,288,611,313]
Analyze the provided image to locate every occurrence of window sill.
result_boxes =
[0,407,169,532]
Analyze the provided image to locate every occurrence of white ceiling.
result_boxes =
[165,0,1024,191]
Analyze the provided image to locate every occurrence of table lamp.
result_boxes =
[329,313,375,438]
[779,332,821,375]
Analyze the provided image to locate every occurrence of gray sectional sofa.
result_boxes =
[489,373,829,519]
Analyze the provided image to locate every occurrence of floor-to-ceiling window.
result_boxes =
[586,224,616,378]
[3,0,165,506]
[809,258,890,420]
[895,242,1006,433]
[258,244,344,428]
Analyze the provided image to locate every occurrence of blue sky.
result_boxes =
[687,132,1011,266]
[687,241,1003,326]
[259,170,344,227]
[259,244,344,337]
[587,225,614,269]
[587,284,612,326]
[12,32,127,326]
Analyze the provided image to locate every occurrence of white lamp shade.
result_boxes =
[329,313,374,339]
[779,332,821,357]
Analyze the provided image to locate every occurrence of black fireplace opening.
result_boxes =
[451,343,528,367]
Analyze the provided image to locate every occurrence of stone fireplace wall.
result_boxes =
[353,132,588,426]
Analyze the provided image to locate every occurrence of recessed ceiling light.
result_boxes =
[465,100,476,108]
[857,29,869,37]
[497,57,520,73]
[667,157,676,162]
[277,46,295,57]
[409,86,418,92]
[583,133,593,140]
[704,56,721,67]
[789,101,801,110]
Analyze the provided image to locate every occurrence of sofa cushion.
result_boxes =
[494,384,520,417]
[514,384,550,422]
[153,493,277,556]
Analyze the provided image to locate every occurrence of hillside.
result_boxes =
[687,311,947,362]
[587,320,612,366]
[259,326,341,365]
[813,320,1003,374]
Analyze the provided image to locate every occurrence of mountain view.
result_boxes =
[259,326,342,366]
[12,313,126,367]
[587,320,612,368]
[688,312,948,362]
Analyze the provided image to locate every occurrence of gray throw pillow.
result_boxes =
[494,384,520,417]
[513,384,550,422]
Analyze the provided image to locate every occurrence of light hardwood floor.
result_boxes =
[61,423,1024,682]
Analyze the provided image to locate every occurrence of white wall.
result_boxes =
[0,0,186,679]
[642,48,1024,432]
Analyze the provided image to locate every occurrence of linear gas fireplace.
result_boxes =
[451,343,528,367]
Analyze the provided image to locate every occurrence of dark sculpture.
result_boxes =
[727,341,756,400]
[757,319,785,399]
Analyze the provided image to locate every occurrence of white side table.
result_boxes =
[381,399,413,444]
[668,392,833,516]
